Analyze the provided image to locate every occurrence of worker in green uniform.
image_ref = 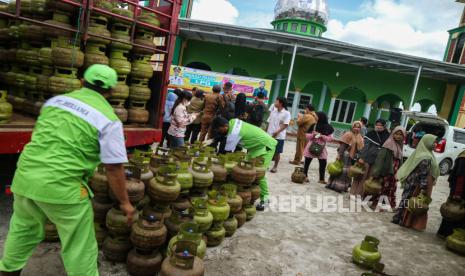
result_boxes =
[0,64,136,276]
[211,117,277,211]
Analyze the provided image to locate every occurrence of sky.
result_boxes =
[190,0,464,61]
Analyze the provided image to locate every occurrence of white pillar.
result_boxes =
[363,100,373,119]
[318,84,327,111]
[291,92,300,119]
[408,65,423,110]
[284,44,298,99]
[328,96,337,123]
[271,74,282,105]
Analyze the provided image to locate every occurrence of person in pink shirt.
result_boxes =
[168,91,199,148]
[303,112,334,183]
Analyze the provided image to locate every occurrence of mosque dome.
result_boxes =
[274,0,329,26]
[272,0,329,37]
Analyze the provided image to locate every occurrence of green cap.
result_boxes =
[83,64,118,89]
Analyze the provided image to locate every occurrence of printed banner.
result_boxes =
[168,66,273,102]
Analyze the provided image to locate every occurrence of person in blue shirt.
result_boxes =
[253,81,268,98]
[162,89,180,147]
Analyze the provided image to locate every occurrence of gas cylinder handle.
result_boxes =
[193,161,207,172]
[155,146,170,156]
[240,160,254,169]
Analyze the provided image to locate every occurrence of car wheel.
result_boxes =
[439,159,452,176]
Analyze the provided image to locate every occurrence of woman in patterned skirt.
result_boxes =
[392,134,440,231]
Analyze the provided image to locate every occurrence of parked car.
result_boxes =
[403,112,465,175]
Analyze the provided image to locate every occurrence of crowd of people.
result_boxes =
[162,83,465,236]
[161,82,269,150]
[292,112,464,236]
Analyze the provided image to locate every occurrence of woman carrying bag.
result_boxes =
[392,134,440,231]
[302,112,334,183]
[327,121,364,193]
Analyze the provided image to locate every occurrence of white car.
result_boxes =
[403,112,465,175]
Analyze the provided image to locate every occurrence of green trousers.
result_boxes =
[251,148,275,202]
[0,194,98,276]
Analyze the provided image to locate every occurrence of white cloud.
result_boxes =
[238,12,274,29]
[325,0,463,60]
[191,0,239,25]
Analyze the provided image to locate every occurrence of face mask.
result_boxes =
[375,126,384,132]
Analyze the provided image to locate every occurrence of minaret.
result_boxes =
[444,1,465,63]
[271,0,329,38]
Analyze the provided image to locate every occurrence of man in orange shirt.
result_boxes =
[290,104,318,165]
[199,85,224,141]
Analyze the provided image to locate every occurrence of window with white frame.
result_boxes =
[331,99,357,124]
[286,93,295,110]
[298,94,313,110]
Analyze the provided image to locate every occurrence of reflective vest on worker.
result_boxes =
[11,88,128,204]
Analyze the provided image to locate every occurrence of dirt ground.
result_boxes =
[1,141,465,276]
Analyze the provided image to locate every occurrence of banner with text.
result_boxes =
[168,66,272,102]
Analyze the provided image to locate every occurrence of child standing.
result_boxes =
[303,112,334,183]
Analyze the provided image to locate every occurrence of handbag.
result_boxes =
[309,142,324,157]
[308,134,325,157]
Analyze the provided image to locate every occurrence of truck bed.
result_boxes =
[0,112,161,154]
[0,113,36,129]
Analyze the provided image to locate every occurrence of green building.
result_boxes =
[444,1,465,128]
[174,0,465,132]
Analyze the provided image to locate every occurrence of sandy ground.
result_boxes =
[1,140,465,276]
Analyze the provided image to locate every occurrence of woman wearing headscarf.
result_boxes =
[327,121,364,192]
[437,151,465,238]
[234,93,248,120]
[370,126,407,209]
[302,112,334,183]
[351,119,390,197]
[392,134,440,231]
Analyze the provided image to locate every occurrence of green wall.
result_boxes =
[271,18,326,37]
[181,40,448,128]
